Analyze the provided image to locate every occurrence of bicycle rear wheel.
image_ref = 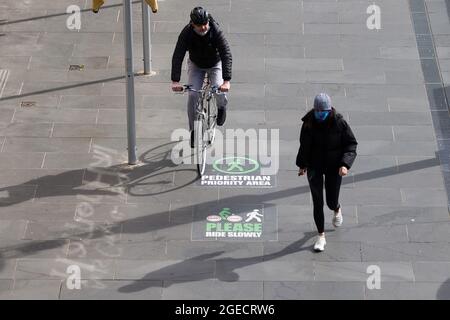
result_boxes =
[195,114,207,176]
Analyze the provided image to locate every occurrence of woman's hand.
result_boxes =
[339,166,348,176]
[298,168,306,176]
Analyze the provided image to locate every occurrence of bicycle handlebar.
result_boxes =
[173,85,227,94]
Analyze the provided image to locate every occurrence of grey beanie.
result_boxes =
[313,93,332,111]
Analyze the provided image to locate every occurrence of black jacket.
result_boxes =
[171,17,232,82]
[296,108,358,170]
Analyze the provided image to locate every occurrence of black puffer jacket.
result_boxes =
[171,16,232,82]
[296,108,358,170]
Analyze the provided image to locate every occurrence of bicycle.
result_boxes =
[176,76,224,176]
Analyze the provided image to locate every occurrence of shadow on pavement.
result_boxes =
[437,278,450,300]
[118,231,320,293]
[0,153,445,265]
[0,1,141,26]
[0,141,197,207]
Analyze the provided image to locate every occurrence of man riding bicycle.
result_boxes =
[171,7,232,147]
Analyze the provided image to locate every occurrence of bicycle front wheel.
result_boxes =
[195,115,207,176]
[208,94,218,145]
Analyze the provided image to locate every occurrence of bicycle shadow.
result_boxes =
[0,141,198,208]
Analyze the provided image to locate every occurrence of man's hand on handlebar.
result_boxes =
[171,82,184,92]
[219,80,230,92]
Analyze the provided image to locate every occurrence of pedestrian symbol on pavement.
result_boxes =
[213,157,260,174]
[227,158,244,172]
[245,209,263,223]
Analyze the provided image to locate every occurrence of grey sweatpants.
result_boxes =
[187,59,228,131]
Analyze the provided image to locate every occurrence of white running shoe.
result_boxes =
[314,235,326,252]
[332,207,343,227]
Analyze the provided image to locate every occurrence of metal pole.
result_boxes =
[123,0,137,164]
[142,0,152,74]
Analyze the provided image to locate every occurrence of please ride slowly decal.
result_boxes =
[191,204,277,241]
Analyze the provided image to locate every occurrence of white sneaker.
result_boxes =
[332,207,343,227]
[314,235,326,252]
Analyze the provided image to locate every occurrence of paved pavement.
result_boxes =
[0,0,449,299]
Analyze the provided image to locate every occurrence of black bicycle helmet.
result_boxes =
[190,7,209,25]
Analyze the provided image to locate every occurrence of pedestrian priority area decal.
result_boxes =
[196,156,277,188]
[191,204,277,241]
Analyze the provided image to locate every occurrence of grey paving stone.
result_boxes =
[387,98,429,112]
[264,281,365,300]
[115,259,215,281]
[60,95,127,109]
[361,242,450,262]
[314,262,415,282]
[216,259,314,281]
[121,220,191,242]
[29,56,109,70]
[266,58,343,72]
[3,137,91,153]
[380,47,420,59]
[0,152,44,169]
[13,108,98,124]
[413,262,450,282]
[349,111,431,125]
[0,123,52,137]
[60,280,163,300]
[0,186,37,206]
[52,124,126,138]
[357,205,449,226]
[421,58,442,84]
[4,279,62,300]
[339,187,402,206]
[385,70,425,84]
[162,279,263,300]
[407,222,450,242]
[393,126,436,141]
[229,22,301,34]
[324,225,408,243]
[263,240,362,262]
[0,279,13,298]
[365,281,450,300]
[350,155,397,174]
[351,126,394,141]
[0,239,69,260]
[357,141,437,156]
[42,153,121,170]
[401,188,447,206]
[0,95,60,108]
[218,187,311,206]
[20,81,104,97]
[354,172,444,189]
[66,235,123,259]
[166,241,263,260]
[33,185,126,206]
[0,201,76,221]
[15,258,115,280]
[345,84,427,99]
[0,108,15,123]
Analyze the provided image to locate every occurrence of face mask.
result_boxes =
[193,24,210,36]
[314,110,330,122]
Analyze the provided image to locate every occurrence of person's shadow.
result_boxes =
[437,278,450,300]
[118,230,325,293]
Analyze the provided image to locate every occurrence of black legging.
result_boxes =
[307,167,342,234]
